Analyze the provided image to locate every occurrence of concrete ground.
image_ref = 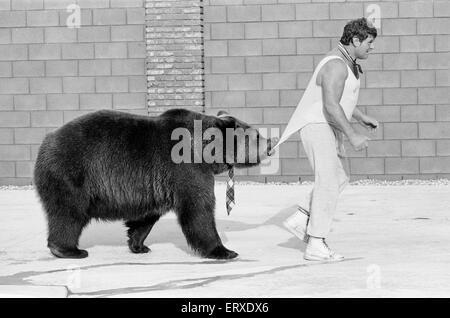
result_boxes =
[0,183,449,298]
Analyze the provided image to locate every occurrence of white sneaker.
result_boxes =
[283,206,309,243]
[304,238,344,262]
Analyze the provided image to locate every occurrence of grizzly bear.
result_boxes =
[34,109,276,260]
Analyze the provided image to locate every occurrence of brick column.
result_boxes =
[146,0,204,115]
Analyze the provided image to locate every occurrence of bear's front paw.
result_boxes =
[207,246,238,260]
[129,244,151,254]
[49,245,88,259]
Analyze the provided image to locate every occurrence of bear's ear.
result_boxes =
[217,113,237,129]
[217,110,229,117]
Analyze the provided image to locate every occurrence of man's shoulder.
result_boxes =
[320,55,348,77]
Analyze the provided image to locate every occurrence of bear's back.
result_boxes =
[35,111,161,187]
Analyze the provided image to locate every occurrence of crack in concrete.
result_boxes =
[70,257,364,297]
[0,257,362,297]
[0,259,255,286]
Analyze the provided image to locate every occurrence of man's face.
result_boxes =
[353,35,375,59]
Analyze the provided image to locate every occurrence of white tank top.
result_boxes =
[273,55,360,149]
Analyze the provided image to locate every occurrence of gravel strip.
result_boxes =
[348,179,450,186]
[219,178,450,186]
[2,179,449,191]
[0,185,34,191]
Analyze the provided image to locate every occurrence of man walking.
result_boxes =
[273,18,379,261]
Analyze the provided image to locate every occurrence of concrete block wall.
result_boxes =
[0,0,448,185]
[203,0,450,182]
[0,0,147,186]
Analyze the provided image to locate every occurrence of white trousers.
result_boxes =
[300,123,349,238]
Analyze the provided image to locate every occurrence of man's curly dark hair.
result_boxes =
[340,17,377,45]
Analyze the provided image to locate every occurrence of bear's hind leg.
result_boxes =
[47,215,89,259]
[176,200,238,260]
[126,215,160,254]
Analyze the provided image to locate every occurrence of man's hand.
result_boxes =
[349,133,370,151]
[360,115,379,132]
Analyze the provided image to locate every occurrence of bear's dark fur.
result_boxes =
[34,109,275,259]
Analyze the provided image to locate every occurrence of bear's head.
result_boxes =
[167,108,278,174]
[215,111,278,169]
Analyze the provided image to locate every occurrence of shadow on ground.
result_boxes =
[79,205,306,254]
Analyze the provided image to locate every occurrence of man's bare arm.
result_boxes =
[353,106,379,130]
[318,59,356,138]
[352,107,366,122]
[318,59,369,150]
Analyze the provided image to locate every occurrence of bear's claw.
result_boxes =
[129,244,151,254]
[207,246,238,260]
[49,246,88,259]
